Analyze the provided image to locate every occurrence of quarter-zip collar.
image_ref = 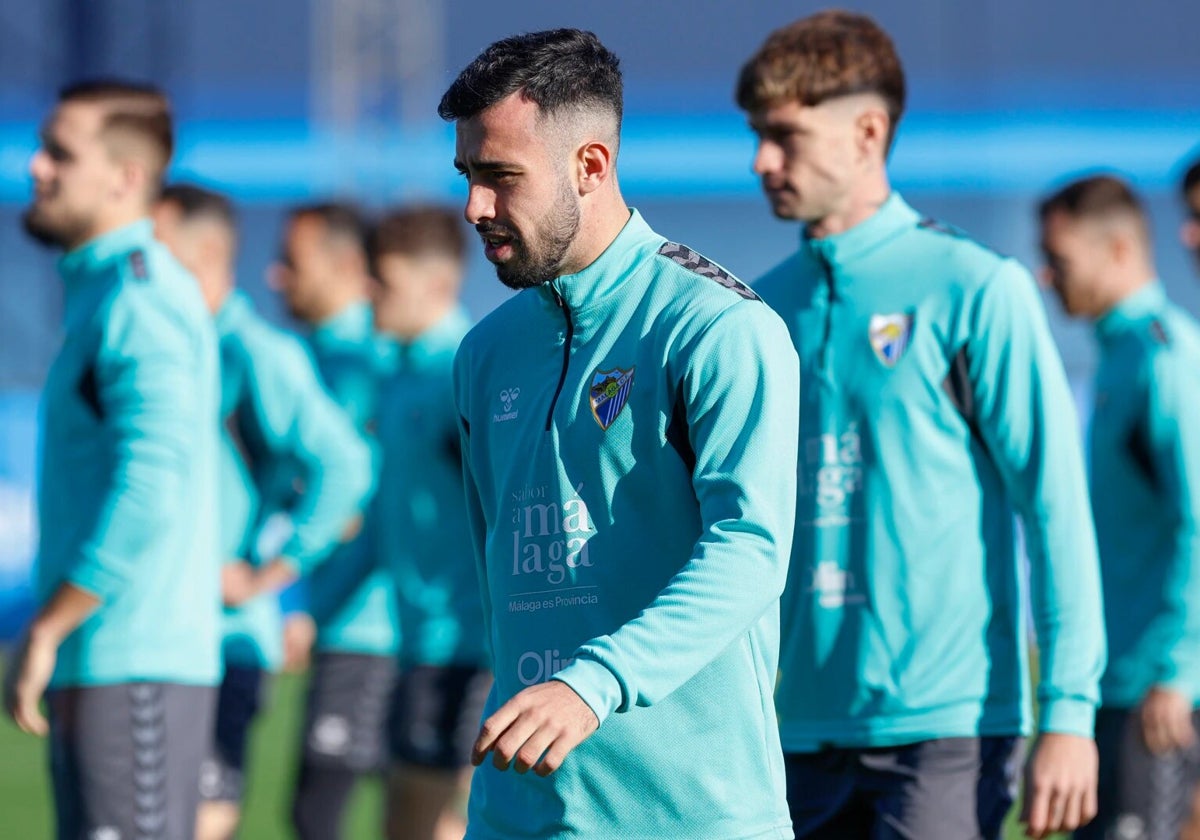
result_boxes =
[541,209,659,315]
[394,305,471,370]
[1095,281,1166,344]
[312,299,373,351]
[58,218,154,285]
[802,193,919,283]
[214,288,255,337]
[58,219,155,325]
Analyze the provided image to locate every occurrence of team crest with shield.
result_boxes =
[869,313,913,368]
[589,366,635,430]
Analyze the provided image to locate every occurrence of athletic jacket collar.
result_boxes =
[543,209,660,313]
[395,305,471,369]
[58,218,154,288]
[214,288,255,337]
[1095,281,1166,342]
[801,193,919,276]
[312,299,373,351]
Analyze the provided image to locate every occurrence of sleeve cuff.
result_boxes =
[1038,697,1097,737]
[552,655,623,726]
[66,566,117,603]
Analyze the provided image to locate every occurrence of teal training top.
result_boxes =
[456,210,799,840]
[214,290,373,669]
[1089,282,1200,708]
[756,193,1106,751]
[304,301,400,657]
[37,219,222,687]
[374,306,486,668]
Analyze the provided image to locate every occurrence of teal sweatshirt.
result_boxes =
[215,290,373,669]
[37,219,221,687]
[374,306,486,668]
[455,211,799,839]
[1089,282,1200,708]
[756,193,1106,750]
[304,302,400,656]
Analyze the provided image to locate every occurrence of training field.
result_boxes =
[0,663,1060,839]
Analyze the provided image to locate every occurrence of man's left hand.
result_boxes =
[1020,732,1098,839]
[472,680,599,777]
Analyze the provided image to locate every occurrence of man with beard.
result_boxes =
[736,11,1104,840]
[2,81,222,839]
[441,28,800,838]
[271,203,401,840]
[152,184,374,840]
[1039,174,1200,840]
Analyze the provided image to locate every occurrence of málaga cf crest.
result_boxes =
[868,313,913,368]
[589,366,635,431]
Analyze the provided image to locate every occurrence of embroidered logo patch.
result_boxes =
[493,387,521,423]
[868,313,913,368]
[588,367,635,430]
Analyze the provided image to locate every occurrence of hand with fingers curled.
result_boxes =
[1139,685,1197,756]
[472,680,600,777]
[1020,732,1098,839]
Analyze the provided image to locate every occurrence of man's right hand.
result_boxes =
[282,613,317,673]
[1140,685,1196,755]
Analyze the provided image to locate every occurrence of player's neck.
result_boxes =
[808,175,891,240]
[559,190,631,278]
[314,288,369,327]
[72,205,147,252]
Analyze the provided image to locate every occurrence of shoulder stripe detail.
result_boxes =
[1149,318,1170,346]
[129,249,149,280]
[657,242,760,301]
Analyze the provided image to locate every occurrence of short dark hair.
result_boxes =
[736,10,906,150]
[438,28,623,132]
[160,183,237,233]
[60,79,174,187]
[370,205,467,273]
[287,201,371,256]
[1181,156,1200,202]
[1039,174,1150,242]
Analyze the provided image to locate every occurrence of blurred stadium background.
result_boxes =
[1,0,1198,836]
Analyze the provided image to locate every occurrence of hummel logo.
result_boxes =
[494,387,521,423]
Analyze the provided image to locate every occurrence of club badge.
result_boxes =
[588,366,635,431]
[868,313,913,368]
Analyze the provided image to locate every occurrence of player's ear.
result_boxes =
[576,140,613,196]
[855,105,890,163]
[1182,219,1200,251]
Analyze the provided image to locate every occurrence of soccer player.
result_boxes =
[736,11,1106,840]
[369,206,490,840]
[152,183,374,840]
[1038,174,1200,840]
[271,202,401,840]
[2,81,222,839]
[1181,157,1200,269]
[442,28,800,839]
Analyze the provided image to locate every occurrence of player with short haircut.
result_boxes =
[1040,174,1200,840]
[153,183,374,840]
[272,202,401,840]
[1179,158,1200,270]
[3,80,222,840]
[737,11,1106,839]
[366,205,490,839]
[442,28,799,839]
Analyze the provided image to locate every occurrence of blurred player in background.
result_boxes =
[736,11,1106,839]
[442,28,800,839]
[1180,157,1200,270]
[271,202,401,840]
[1039,174,1200,840]
[3,81,222,840]
[371,206,489,840]
[153,183,373,840]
